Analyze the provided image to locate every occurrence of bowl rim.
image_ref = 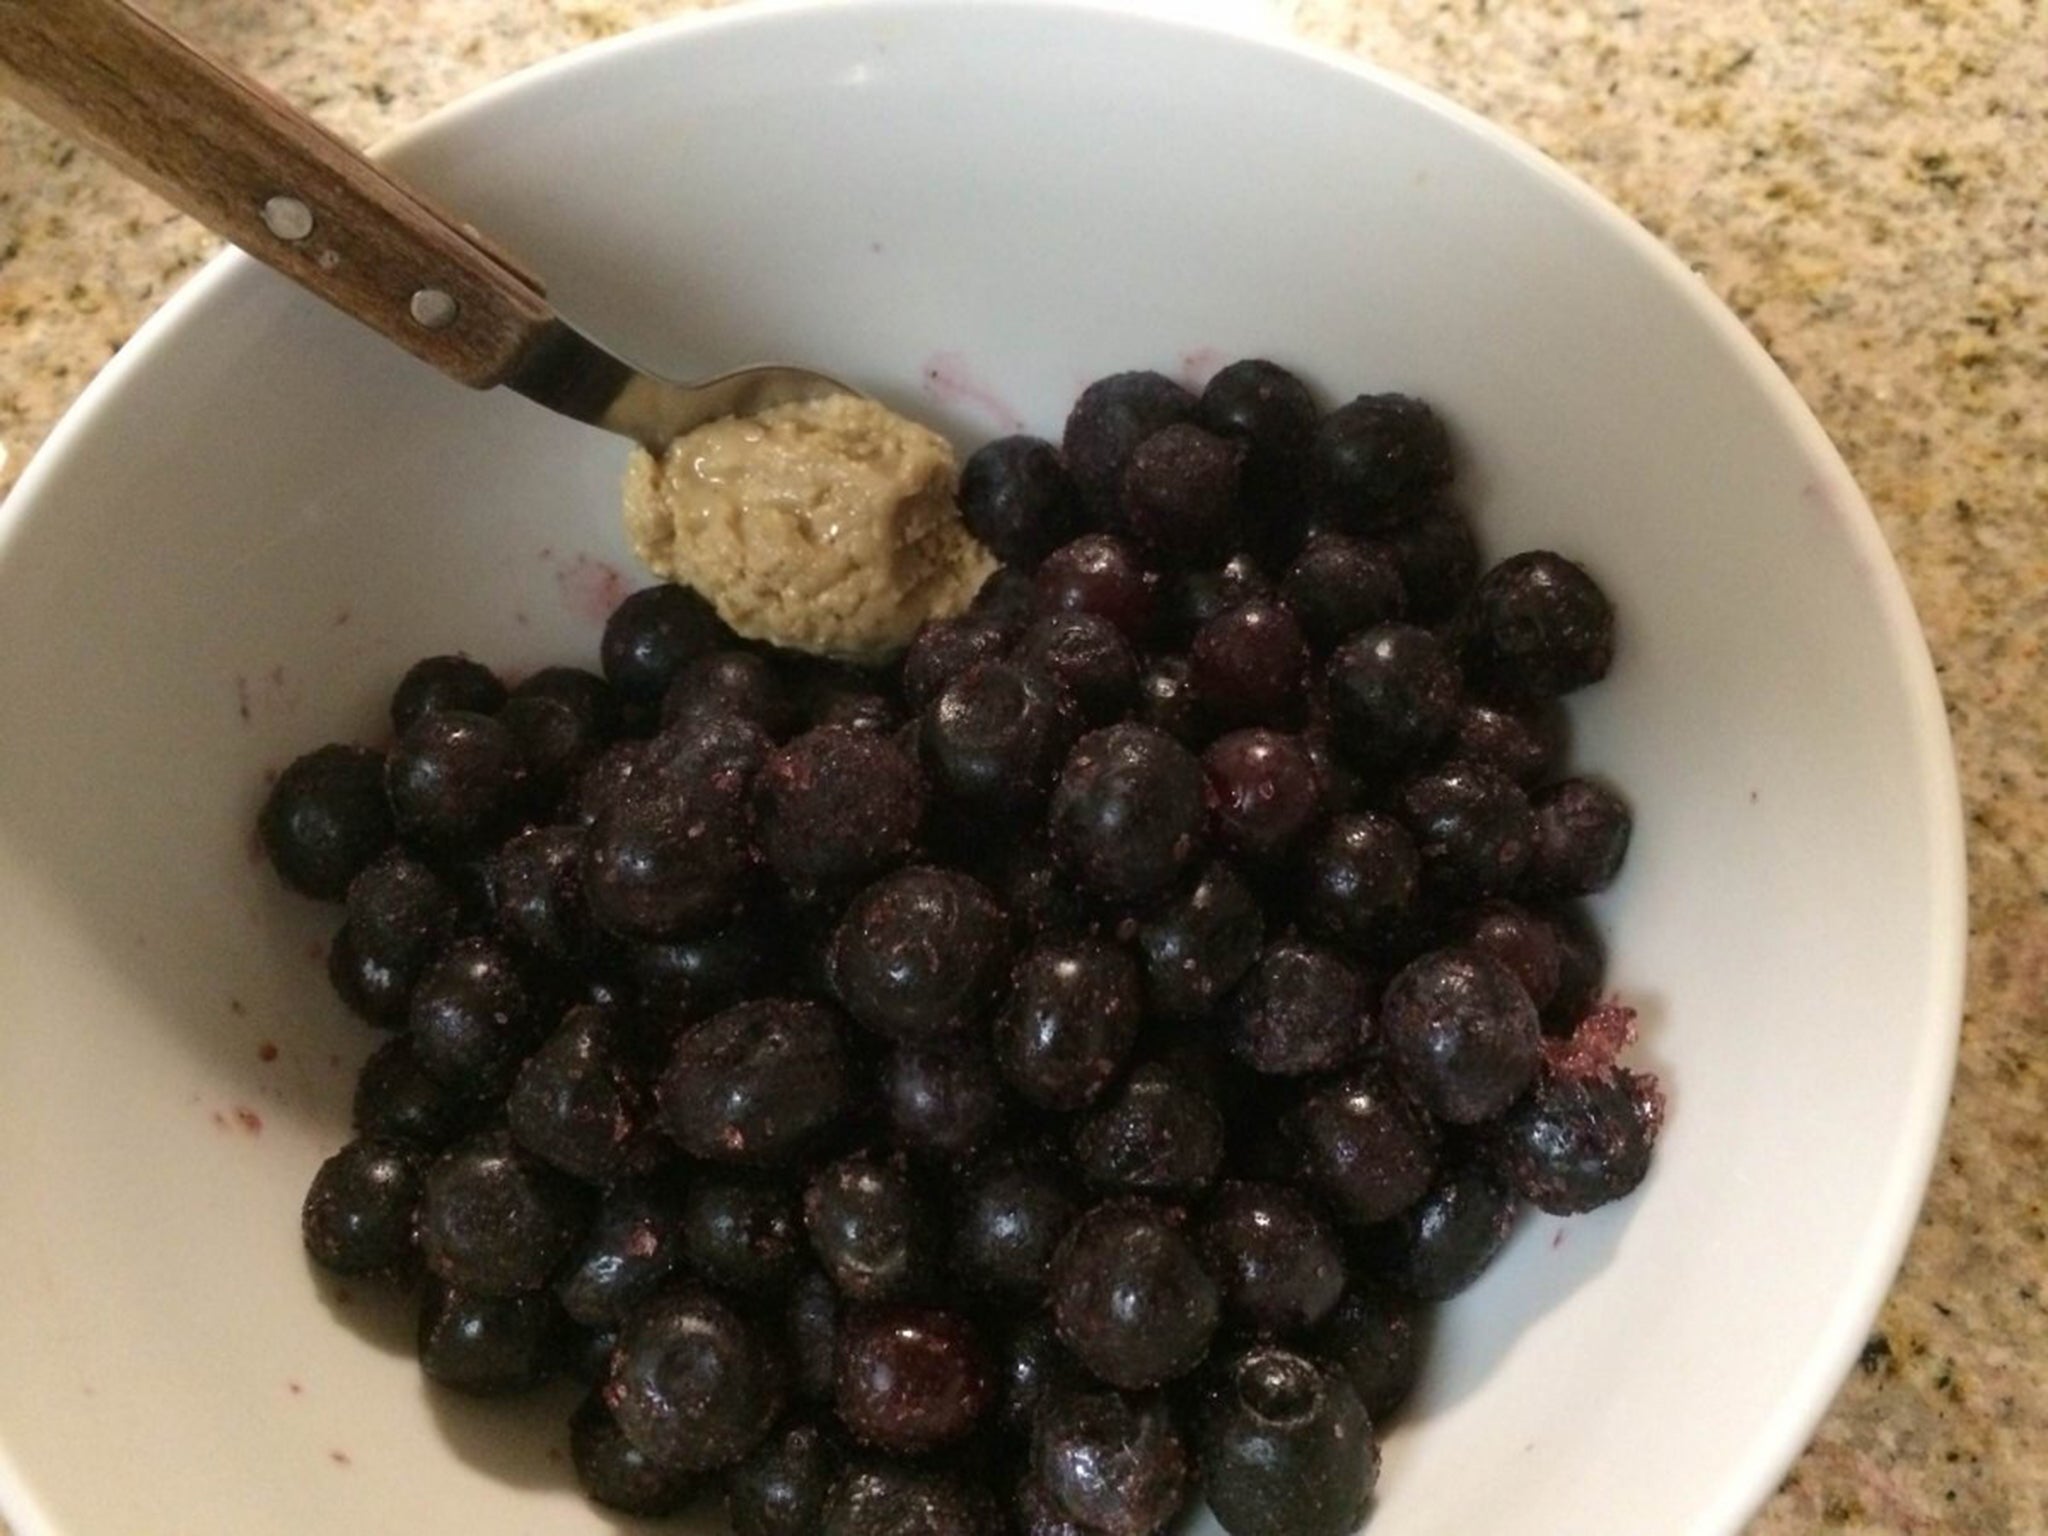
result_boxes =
[0,3,1966,1533]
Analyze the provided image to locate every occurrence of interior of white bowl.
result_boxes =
[0,3,1963,1533]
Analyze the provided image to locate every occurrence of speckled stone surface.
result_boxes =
[1,1,2042,1532]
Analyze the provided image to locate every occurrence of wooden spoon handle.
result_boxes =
[0,0,559,388]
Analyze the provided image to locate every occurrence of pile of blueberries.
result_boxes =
[266,361,1662,1536]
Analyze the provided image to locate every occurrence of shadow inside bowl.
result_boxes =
[307,1261,420,1361]
[422,1375,585,1493]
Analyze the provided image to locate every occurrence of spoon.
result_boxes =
[0,0,850,449]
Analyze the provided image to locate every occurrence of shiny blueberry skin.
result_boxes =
[1031,1384,1191,1536]
[834,1304,994,1452]
[604,1288,786,1474]
[301,1138,424,1278]
[390,654,507,735]
[1308,392,1454,532]
[1459,550,1615,701]
[1049,724,1208,904]
[1281,534,1406,651]
[1225,942,1369,1078]
[1048,1199,1220,1391]
[1033,534,1160,644]
[803,1154,940,1304]
[658,999,852,1167]
[994,938,1144,1111]
[1379,947,1541,1125]
[1323,624,1462,774]
[557,1177,690,1327]
[1196,1181,1346,1336]
[1133,861,1264,1022]
[418,1281,562,1396]
[1073,1061,1228,1200]
[828,866,1011,1042]
[418,1129,587,1296]
[386,710,525,851]
[507,1004,648,1184]
[1197,1345,1378,1536]
[601,583,727,705]
[921,660,1077,809]
[1285,1069,1439,1226]
[959,434,1082,568]
[260,744,394,899]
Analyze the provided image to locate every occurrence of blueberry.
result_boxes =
[1324,624,1462,773]
[1031,1385,1190,1536]
[1050,724,1207,904]
[804,1153,940,1303]
[921,660,1077,809]
[659,999,852,1166]
[1312,1284,1422,1422]
[1196,1181,1346,1336]
[571,738,651,827]
[819,1464,997,1536]
[1380,947,1540,1124]
[662,649,800,739]
[1281,534,1406,650]
[511,665,621,740]
[786,1267,843,1405]
[1115,422,1245,567]
[498,694,598,808]
[1074,1061,1227,1199]
[1452,699,1566,787]
[1132,861,1263,1021]
[801,662,902,736]
[386,711,524,851]
[584,764,754,941]
[1372,496,1478,621]
[952,1154,1079,1298]
[352,1037,476,1148]
[996,1316,1082,1439]
[390,654,507,735]
[757,727,927,903]
[301,1139,423,1278]
[828,867,1011,1041]
[1544,903,1608,1032]
[1190,600,1311,730]
[1494,1061,1661,1214]
[259,744,393,899]
[727,1417,841,1536]
[1136,655,1207,746]
[408,937,538,1096]
[602,583,727,705]
[1452,899,1563,1011]
[417,1280,562,1396]
[994,938,1144,1111]
[507,1004,649,1183]
[419,1129,587,1295]
[1202,729,1326,861]
[835,1304,994,1452]
[1197,1345,1377,1536]
[1015,613,1140,725]
[988,836,1088,941]
[487,824,589,961]
[1370,1153,1517,1301]
[345,851,460,976]
[1299,812,1421,954]
[681,1174,805,1295]
[571,1391,706,1515]
[883,1038,1005,1157]
[621,926,763,1021]
[969,564,1040,629]
[1225,942,1369,1077]
[326,921,413,1026]
[1308,393,1453,532]
[557,1177,690,1327]
[1048,1199,1219,1391]
[1398,761,1536,902]
[1285,1069,1438,1226]
[604,1289,785,1473]
[901,615,1017,714]
[1460,551,1615,700]
[1034,534,1159,644]
[1527,776,1632,895]
[1198,358,1318,518]
[1063,370,1196,520]
[960,434,1082,567]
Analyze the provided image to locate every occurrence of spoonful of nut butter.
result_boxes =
[0,0,995,658]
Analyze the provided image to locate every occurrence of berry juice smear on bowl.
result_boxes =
[0,5,1961,1535]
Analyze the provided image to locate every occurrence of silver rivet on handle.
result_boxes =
[409,287,459,330]
[260,194,313,241]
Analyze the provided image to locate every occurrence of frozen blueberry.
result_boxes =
[1308,393,1453,532]
[1116,422,1245,567]
[1063,371,1197,519]
[1452,900,1563,1012]
[1460,551,1615,700]
[883,1039,1005,1157]
[1034,533,1159,644]
[1398,761,1536,902]
[386,710,524,851]
[662,649,800,739]
[511,665,620,740]
[602,583,727,705]
[953,1154,1078,1298]
[572,739,651,827]
[1225,942,1368,1077]
[921,660,1077,808]
[1494,1059,1661,1215]
[1160,553,1274,651]
[1196,1182,1346,1336]
[1299,812,1421,954]
[1190,601,1311,730]
[1197,1345,1377,1536]
[681,1175,805,1295]
[828,866,1011,1041]
[390,654,507,735]
[352,1037,475,1148]
[1133,861,1264,1021]
[346,851,460,975]
[1074,1061,1227,1199]
[819,1464,996,1536]
[571,1391,705,1516]
[301,1138,423,1278]
[584,767,754,940]
[1324,624,1461,774]
[558,1177,690,1327]
[1380,947,1540,1124]
[970,564,1040,628]
[1198,358,1318,516]
[507,1004,648,1184]
[1527,777,1632,896]
[1281,534,1406,651]
[1137,655,1206,747]
[604,1289,785,1473]
[1050,724,1207,904]
[1373,496,1479,621]
[997,1316,1082,1439]
[408,937,538,1096]
[1285,1069,1438,1226]
[1544,904,1608,1032]
[488,824,589,961]
[1016,613,1140,726]
[1031,1385,1190,1536]
[1313,1285,1422,1422]
[1371,1154,1518,1301]
[418,1280,561,1396]
[498,694,597,808]
[835,1304,993,1452]
[659,999,852,1166]
[960,434,1081,568]
[804,1154,939,1303]
[418,1129,587,1296]
[326,921,412,1026]
[727,1417,840,1536]
[1049,1199,1219,1391]
[801,662,901,736]
[757,727,927,903]
[260,744,393,899]
[994,938,1144,1111]
[903,616,1016,716]
[1202,729,1326,860]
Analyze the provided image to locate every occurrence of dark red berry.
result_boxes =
[1016,612,1140,725]
[1202,729,1325,860]
[835,1304,993,1452]
[1034,533,1159,643]
[1190,600,1310,729]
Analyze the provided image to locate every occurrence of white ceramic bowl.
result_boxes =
[0,3,1964,1533]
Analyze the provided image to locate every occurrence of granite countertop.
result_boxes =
[1,1,2041,1531]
